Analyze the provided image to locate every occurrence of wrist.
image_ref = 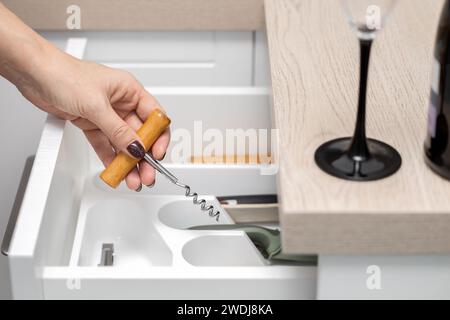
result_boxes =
[0,30,49,83]
[3,35,71,95]
[0,5,65,91]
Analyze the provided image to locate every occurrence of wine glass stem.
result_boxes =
[348,38,373,160]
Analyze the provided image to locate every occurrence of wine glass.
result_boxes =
[314,0,401,181]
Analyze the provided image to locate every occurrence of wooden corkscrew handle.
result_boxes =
[100,109,171,188]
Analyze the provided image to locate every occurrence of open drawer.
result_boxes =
[4,32,316,299]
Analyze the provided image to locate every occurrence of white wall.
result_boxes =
[0,77,46,299]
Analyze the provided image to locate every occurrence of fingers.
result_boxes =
[84,129,140,191]
[135,89,170,160]
[84,125,151,191]
[139,161,156,187]
[86,106,163,190]
[125,112,156,186]
[84,130,115,167]
[91,102,145,160]
[135,87,161,121]
[152,127,170,160]
[82,76,170,190]
[118,82,170,161]
[125,166,142,191]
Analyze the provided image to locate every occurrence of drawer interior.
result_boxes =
[33,96,315,299]
[40,31,262,87]
[9,32,316,299]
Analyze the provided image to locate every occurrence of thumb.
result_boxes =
[94,105,146,159]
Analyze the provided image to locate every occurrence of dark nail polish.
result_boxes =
[135,184,142,192]
[146,182,155,188]
[161,152,166,160]
[127,140,145,159]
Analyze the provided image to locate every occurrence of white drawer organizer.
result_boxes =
[5,33,316,299]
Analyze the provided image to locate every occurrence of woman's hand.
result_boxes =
[25,50,169,191]
[0,4,169,191]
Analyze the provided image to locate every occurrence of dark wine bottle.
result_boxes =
[425,0,450,179]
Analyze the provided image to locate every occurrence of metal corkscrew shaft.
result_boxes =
[99,110,219,221]
[143,153,220,221]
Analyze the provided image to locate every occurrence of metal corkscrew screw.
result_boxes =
[99,110,219,221]
[144,153,220,221]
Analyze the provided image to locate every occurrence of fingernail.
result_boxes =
[146,182,155,189]
[161,152,166,160]
[127,140,145,159]
[135,184,142,192]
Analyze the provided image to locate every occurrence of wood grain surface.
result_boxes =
[3,0,264,30]
[265,0,450,254]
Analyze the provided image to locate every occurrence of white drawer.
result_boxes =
[40,31,254,87]
[7,108,316,300]
[5,33,317,300]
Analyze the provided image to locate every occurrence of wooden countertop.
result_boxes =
[2,0,264,30]
[266,0,450,254]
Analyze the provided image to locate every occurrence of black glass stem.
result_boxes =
[348,39,372,160]
[314,37,402,181]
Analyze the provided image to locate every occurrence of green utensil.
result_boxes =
[188,224,317,265]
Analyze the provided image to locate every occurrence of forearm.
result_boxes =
[0,2,56,87]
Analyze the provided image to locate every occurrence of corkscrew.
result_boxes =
[144,153,220,221]
[99,109,220,221]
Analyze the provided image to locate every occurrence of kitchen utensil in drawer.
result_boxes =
[100,108,221,221]
[144,153,220,221]
[188,224,317,265]
[100,108,171,188]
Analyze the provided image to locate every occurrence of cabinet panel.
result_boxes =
[40,31,254,86]
[254,31,271,86]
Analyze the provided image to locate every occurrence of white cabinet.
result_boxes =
[4,31,317,299]
[40,31,255,87]
[6,94,317,300]
[317,256,450,300]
